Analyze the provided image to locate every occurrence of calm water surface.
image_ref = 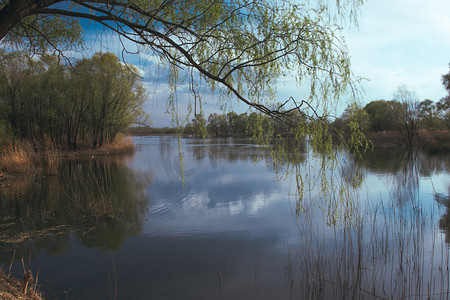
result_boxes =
[1,136,449,299]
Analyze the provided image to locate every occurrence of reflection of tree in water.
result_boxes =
[0,156,152,260]
[339,154,364,189]
[186,137,307,171]
[361,148,450,177]
[391,151,420,207]
[288,150,450,299]
[435,186,450,243]
[388,150,450,208]
[361,149,450,207]
[188,138,263,164]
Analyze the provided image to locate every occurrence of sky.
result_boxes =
[344,0,450,104]
[80,0,450,127]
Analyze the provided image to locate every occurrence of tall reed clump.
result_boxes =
[0,141,33,173]
[43,136,60,175]
[100,135,135,155]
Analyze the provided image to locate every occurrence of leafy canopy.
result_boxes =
[0,0,363,123]
[0,50,147,148]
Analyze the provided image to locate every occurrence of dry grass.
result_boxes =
[418,130,450,152]
[0,141,33,173]
[0,266,43,300]
[42,136,60,175]
[98,135,135,155]
[367,130,450,151]
[0,136,134,175]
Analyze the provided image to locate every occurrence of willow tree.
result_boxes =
[1,0,362,124]
[1,0,365,223]
[78,52,147,148]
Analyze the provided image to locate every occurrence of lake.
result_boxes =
[1,136,450,299]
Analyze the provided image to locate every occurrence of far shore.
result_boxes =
[1,129,448,180]
[126,128,450,152]
[366,130,450,152]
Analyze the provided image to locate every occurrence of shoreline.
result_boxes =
[1,130,448,179]
[0,269,43,300]
[0,136,135,177]
[366,130,450,152]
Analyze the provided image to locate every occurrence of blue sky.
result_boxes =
[344,0,450,104]
[80,0,450,127]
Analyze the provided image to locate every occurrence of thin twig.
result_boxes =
[8,249,16,276]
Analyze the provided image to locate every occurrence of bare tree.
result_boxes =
[394,85,420,148]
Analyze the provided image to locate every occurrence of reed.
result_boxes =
[0,255,43,300]
[0,141,33,173]
[43,136,60,175]
[285,169,450,299]
[99,135,135,155]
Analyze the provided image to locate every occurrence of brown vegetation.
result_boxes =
[42,137,60,175]
[417,130,450,152]
[367,130,450,152]
[94,135,135,155]
[0,141,34,173]
[0,135,135,175]
[0,263,43,300]
[366,131,406,148]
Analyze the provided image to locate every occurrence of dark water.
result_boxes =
[1,136,449,299]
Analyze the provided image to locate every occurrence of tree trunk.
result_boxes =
[0,0,60,40]
[0,1,24,40]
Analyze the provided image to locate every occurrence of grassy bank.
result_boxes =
[0,135,135,175]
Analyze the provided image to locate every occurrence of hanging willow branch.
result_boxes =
[1,0,362,125]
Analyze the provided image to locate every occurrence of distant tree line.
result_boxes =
[126,110,301,139]
[128,65,450,152]
[331,70,450,148]
[185,112,256,137]
[182,110,306,138]
[0,51,147,149]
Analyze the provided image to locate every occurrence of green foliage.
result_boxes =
[123,126,178,135]
[332,102,372,156]
[207,113,228,137]
[332,102,370,134]
[0,50,37,140]
[364,100,404,132]
[189,114,208,138]
[330,75,450,152]
[226,112,248,136]
[439,64,450,128]
[363,97,449,133]
[0,50,147,148]
[1,0,363,128]
[443,63,450,92]
[4,14,83,54]
[73,52,147,148]
[417,99,444,129]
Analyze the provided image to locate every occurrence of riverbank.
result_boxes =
[0,135,135,176]
[367,130,450,152]
[0,269,43,300]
